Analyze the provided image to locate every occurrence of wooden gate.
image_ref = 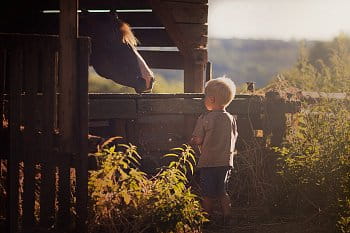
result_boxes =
[0,33,90,233]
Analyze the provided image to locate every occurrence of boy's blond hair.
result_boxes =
[205,77,236,107]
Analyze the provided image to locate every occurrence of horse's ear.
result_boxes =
[109,9,119,19]
[80,9,89,17]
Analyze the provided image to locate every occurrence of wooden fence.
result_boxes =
[88,92,300,170]
[0,34,90,233]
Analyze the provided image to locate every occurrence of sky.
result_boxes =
[209,0,350,40]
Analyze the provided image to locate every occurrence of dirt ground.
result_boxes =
[203,221,328,233]
[202,207,330,233]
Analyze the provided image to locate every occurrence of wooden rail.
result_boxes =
[88,93,300,166]
[0,33,90,233]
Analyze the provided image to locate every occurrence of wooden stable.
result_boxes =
[0,0,209,92]
[0,1,303,233]
[0,1,209,232]
[0,33,90,232]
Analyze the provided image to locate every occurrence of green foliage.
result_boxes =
[281,34,350,92]
[88,143,206,233]
[88,67,184,94]
[275,101,350,231]
[209,38,299,87]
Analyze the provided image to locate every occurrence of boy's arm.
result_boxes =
[189,114,205,146]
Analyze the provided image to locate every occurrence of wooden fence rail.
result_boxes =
[0,33,90,233]
[88,92,300,169]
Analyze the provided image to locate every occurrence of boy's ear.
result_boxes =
[209,96,215,103]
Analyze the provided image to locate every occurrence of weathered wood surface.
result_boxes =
[88,93,301,159]
[37,0,153,10]
[22,39,38,229]
[75,38,90,233]
[138,51,183,69]
[57,0,78,229]
[7,44,22,233]
[150,0,209,92]
[39,42,57,228]
[134,29,175,47]
[89,94,268,120]
[0,33,90,233]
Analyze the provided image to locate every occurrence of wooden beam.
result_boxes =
[59,0,78,152]
[163,0,208,3]
[58,0,77,230]
[205,61,212,82]
[89,97,264,120]
[166,1,208,24]
[134,29,175,47]
[37,0,152,10]
[176,24,208,48]
[184,59,205,92]
[138,50,184,69]
[7,44,22,233]
[150,0,189,53]
[75,37,90,233]
[40,11,163,27]
[89,99,137,120]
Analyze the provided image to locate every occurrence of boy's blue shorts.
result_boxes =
[199,166,232,198]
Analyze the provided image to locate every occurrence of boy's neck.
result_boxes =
[210,106,226,111]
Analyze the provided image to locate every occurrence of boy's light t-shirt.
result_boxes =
[192,110,238,168]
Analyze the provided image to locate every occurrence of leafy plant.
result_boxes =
[88,143,207,233]
[275,100,350,232]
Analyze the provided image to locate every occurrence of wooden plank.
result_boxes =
[177,24,208,48]
[7,43,22,233]
[38,0,152,10]
[75,37,90,233]
[138,50,184,69]
[184,59,205,92]
[138,98,204,115]
[39,39,57,228]
[134,29,175,47]
[0,49,5,129]
[166,2,208,24]
[59,0,78,152]
[57,0,78,229]
[227,97,263,115]
[205,61,212,82]
[88,93,206,99]
[36,11,163,30]
[163,0,208,3]
[22,38,38,229]
[89,99,137,120]
[89,96,262,120]
[265,92,287,147]
[150,0,189,53]
[137,115,186,151]
[57,155,71,230]
[120,12,163,27]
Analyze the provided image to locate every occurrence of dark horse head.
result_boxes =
[80,12,155,93]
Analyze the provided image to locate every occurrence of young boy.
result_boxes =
[191,77,238,224]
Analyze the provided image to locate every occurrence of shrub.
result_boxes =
[88,143,207,233]
[275,100,350,231]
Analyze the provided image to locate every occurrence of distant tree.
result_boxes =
[281,34,350,93]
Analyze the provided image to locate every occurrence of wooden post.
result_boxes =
[205,61,212,83]
[184,60,205,93]
[58,0,78,229]
[59,0,78,152]
[7,45,22,233]
[265,91,287,147]
[75,37,90,233]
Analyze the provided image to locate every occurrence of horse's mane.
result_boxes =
[117,19,139,47]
